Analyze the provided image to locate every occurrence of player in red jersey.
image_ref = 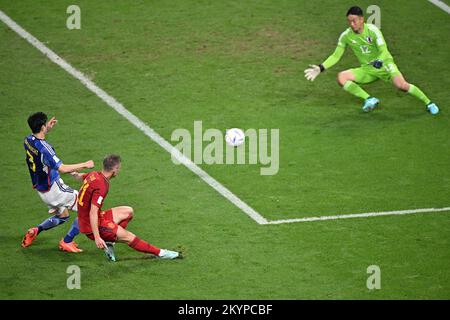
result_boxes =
[73,154,179,261]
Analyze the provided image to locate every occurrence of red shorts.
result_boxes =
[85,209,118,242]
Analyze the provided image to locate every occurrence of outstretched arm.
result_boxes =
[59,160,94,174]
[41,145,94,175]
[322,45,346,70]
[304,45,345,81]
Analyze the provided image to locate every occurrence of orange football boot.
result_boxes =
[21,227,39,248]
[59,239,83,253]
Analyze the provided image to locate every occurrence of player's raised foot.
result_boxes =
[427,102,439,115]
[59,239,83,253]
[362,97,380,112]
[21,227,39,248]
[104,242,116,262]
[158,249,180,260]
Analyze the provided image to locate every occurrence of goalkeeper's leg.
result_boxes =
[337,69,381,112]
[337,70,370,100]
[392,75,439,114]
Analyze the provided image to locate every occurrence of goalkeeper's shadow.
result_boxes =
[317,104,427,129]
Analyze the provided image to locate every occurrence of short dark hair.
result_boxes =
[27,112,48,134]
[103,154,121,171]
[347,6,364,17]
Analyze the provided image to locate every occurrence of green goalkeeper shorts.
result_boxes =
[350,61,402,84]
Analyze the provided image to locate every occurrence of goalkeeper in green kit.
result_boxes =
[304,6,439,115]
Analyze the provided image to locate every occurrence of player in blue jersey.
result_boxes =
[22,112,94,252]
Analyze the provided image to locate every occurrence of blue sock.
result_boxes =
[63,217,80,243]
[37,215,69,233]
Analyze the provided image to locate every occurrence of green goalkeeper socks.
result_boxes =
[343,81,370,100]
[408,84,431,105]
[342,81,431,105]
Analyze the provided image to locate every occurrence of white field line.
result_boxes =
[267,207,450,224]
[2,10,448,225]
[0,9,268,225]
[428,0,450,14]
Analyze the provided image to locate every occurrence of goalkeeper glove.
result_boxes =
[370,60,383,69]
[304,64,324,81]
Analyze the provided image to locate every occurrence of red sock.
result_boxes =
[129,236,160,256]
[119,214,133,229]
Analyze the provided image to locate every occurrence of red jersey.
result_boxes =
[77,171,110,234]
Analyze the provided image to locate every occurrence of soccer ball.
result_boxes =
[225,128,245,147]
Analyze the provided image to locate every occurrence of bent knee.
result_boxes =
[395,80,410,92]
[337,72,350,86]
[125,206,134,218]
[59,208,70,218]
[118,205,133,216]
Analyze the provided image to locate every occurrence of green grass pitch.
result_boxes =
[0,0,449,299]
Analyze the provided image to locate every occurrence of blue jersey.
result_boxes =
[24,134,63,192]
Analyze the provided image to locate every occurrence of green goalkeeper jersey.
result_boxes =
[322,23,394,69]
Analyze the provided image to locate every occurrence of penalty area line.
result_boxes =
[428,0,450,14]
[0,9,268,226]
[265,207,450,224]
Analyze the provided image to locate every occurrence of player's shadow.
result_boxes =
[116,255,185,262]
[318,104,428,130]
[118,249,186,262]
[291,88,429,127]
[118,255,156,262]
